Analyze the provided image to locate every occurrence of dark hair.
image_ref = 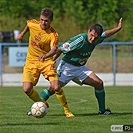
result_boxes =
[40,7,53,20]
[90,24,103,36]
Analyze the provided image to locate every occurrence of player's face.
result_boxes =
[40,15,52,30]
[87,29,100,44]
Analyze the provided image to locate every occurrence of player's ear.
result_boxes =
[88,29,90,34]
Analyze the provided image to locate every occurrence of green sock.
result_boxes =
[95,89,105,112]
[39,88,52,101]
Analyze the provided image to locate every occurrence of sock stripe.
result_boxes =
[27,90,33,96]
[95,89,104,93]
[63,102,67,106]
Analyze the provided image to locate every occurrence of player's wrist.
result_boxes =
[43,54,47,59]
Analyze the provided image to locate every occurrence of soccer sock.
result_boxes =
[95,89,105,112]
[39,88,52,101]
[27,89,47,104]
[56,89,70,113]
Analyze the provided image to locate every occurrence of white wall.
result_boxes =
[2,73,133,86]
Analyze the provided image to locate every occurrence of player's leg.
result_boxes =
[23,82,48,106]
[56,60,75,117]
[39,60,58,101]
[75,65,111,114]
[37,62,56,101]
[82,72,111,114]
[39,60,74,117]
[41,77,74,118]
[22,61,48,106]
[39,88,74,118]
[39,87,55,101]
[53,81,74,118]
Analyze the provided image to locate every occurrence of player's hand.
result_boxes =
[38,54,46,62]
[117,18,122,30]
[17,33,23,41]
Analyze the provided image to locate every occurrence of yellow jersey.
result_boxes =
[26,19,58,61]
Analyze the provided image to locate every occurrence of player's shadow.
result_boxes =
[0,122,59,127]
[48,112,133,117]
[75,112,133,116]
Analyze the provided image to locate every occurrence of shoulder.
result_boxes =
[99,32,106,40]
[74,33,87,40]
[74,33,86,38]
[96,32,106,44]
[50,27,58,33]
[49,27,58,37]
[27,19,40,24]
[27,19,40,27]
[69,33,85,42]
[101,32,106,37]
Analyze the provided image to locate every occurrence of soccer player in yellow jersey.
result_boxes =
[17,8,74,117]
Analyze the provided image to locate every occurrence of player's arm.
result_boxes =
[17,24,29,41]
[53,48,62,61]
[105,18,122,38]
[38,46,58,62]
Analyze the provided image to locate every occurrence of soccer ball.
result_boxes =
[31,102,48,118]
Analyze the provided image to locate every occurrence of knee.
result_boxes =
[96,79,103,89]
[54,86,60,93]
[52,84,60,93]
[48,87,55,94]
[23,83,33,94]
[23,86,31,94]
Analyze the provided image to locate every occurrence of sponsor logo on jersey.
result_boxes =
[79,58,88,65]
[80,52,91,57]
[63,42,70,51]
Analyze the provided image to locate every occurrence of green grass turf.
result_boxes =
[0,86,132,133]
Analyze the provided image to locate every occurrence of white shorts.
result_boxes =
[57,60,93,85]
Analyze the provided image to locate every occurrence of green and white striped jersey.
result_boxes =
[60,32,106,66]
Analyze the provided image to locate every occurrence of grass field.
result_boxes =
[0,86,132,133]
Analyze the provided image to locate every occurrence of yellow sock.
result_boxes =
[56,89,70,113]
[27,89,47,104]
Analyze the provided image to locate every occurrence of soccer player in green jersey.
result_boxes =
[30,18,122,116]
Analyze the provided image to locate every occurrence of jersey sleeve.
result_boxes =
[60,35,84,54]
[50,32,59,47]
[27,20,30,28]
[97,32,106,43]
[27,19,38,27]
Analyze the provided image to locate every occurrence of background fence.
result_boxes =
[0,42,133,86]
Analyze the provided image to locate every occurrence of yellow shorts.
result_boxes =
[22,59,58,86]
